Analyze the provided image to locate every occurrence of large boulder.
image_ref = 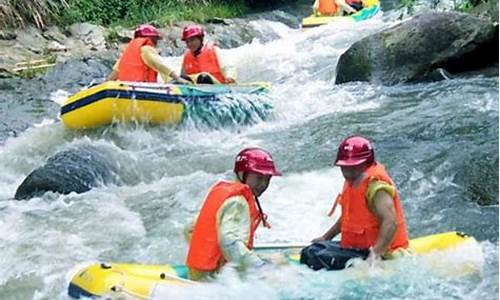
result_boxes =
[336,12,498,85]
[14,145,120,200]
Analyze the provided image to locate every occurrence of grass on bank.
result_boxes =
[0,0,249,29]
[0,0,68,29]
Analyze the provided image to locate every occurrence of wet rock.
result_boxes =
[455,155,499,206]
[14,145,121,200]
[41,56,113,92]
[470,0,498,22]
[47,41,68,52]
[0,30,16,40]
[42,26,68,44]
[69,23,107,51]
[336,12,498,85]
[14,26,47,54]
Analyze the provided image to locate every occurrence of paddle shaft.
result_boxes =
[254,242,310,250]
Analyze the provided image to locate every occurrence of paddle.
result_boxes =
[254,242,310,250]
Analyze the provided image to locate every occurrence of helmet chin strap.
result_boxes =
[194,38,204,56]
[240,172,271,229]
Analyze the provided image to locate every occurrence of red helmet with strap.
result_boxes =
[134,24,161,39]
[182,24,204,41]
[234,148,281,176]
[334,135,375,167]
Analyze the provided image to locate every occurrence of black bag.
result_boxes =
[300,241,369,271]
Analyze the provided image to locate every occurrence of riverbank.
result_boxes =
[0,1,310,79]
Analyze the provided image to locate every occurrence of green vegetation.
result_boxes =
[15,53,57,79]
[396,0,491,14]
[1,0,250,29]
[0,0,68,29]
[454,0,484,12]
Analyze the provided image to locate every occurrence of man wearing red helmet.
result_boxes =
[301,135,409,270]
[185,147,280,280]
[180,24,236,84]
[107,24,190,84]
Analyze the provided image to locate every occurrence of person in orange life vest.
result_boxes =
[185,147,281,280]
[180,24,237,84]
[107,24,190,84]
[309,136,409,267]
[313,0,361,16]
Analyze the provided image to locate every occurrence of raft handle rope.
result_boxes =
[160,272,197,284]
[110,284,150,300]
[240,172,271,229]
[254,197,271,229]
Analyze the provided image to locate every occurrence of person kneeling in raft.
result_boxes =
[185,147,281,281]
[107,24,190,84]
[180,24,237,85]
[301,135,410,270]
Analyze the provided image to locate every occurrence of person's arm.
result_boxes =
[335,0,358,14]
[183,215,198,243]
[369,189,398,256]
[312,216,342,242]
[106,59,120,81]
[141,46,191,84]
[217,196,264,269]
[313,0,320,14]
[214,47,237,84]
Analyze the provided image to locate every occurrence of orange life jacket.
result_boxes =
[339,163,409,252]
[182,43,226,84]
[117,38,158,82]
[318,0,338,15]
[185,181,263,272]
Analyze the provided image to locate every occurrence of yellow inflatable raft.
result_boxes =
[67,231,479,299]
[60,81,270,129]
[301,0,380,28]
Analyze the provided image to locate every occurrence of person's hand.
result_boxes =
[177,77,193,85]
[225,77,236,84]
[311,235,326,243]
[366,247,382,267]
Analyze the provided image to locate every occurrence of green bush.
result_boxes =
[0,0,250,29]
[57,0,248,27]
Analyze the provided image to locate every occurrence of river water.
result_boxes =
[0,10,498,300]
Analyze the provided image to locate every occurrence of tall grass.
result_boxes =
[0,0,249,29]
[0,0,68,29]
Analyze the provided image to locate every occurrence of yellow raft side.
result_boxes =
[61,81,184,129]
[301,15,354,28]
[409,231,473,254]
[286,231,475,262]
[69,263,192,299]
[68,232,478,299]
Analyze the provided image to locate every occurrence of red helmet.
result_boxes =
[234,148,282,176]
[182,24,204,41]
[334,135,375,167]
[134,24,161,39]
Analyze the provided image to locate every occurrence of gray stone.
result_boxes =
[69,23,107,51]
[0,30,16,40]
[42,26,68,44]
[47,41,68,52]
[336,12,498,85]
[14,145,121,200]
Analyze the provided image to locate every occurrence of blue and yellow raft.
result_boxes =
[301,0,380,28]
[60,81,270,129]
[67,231,479,299]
